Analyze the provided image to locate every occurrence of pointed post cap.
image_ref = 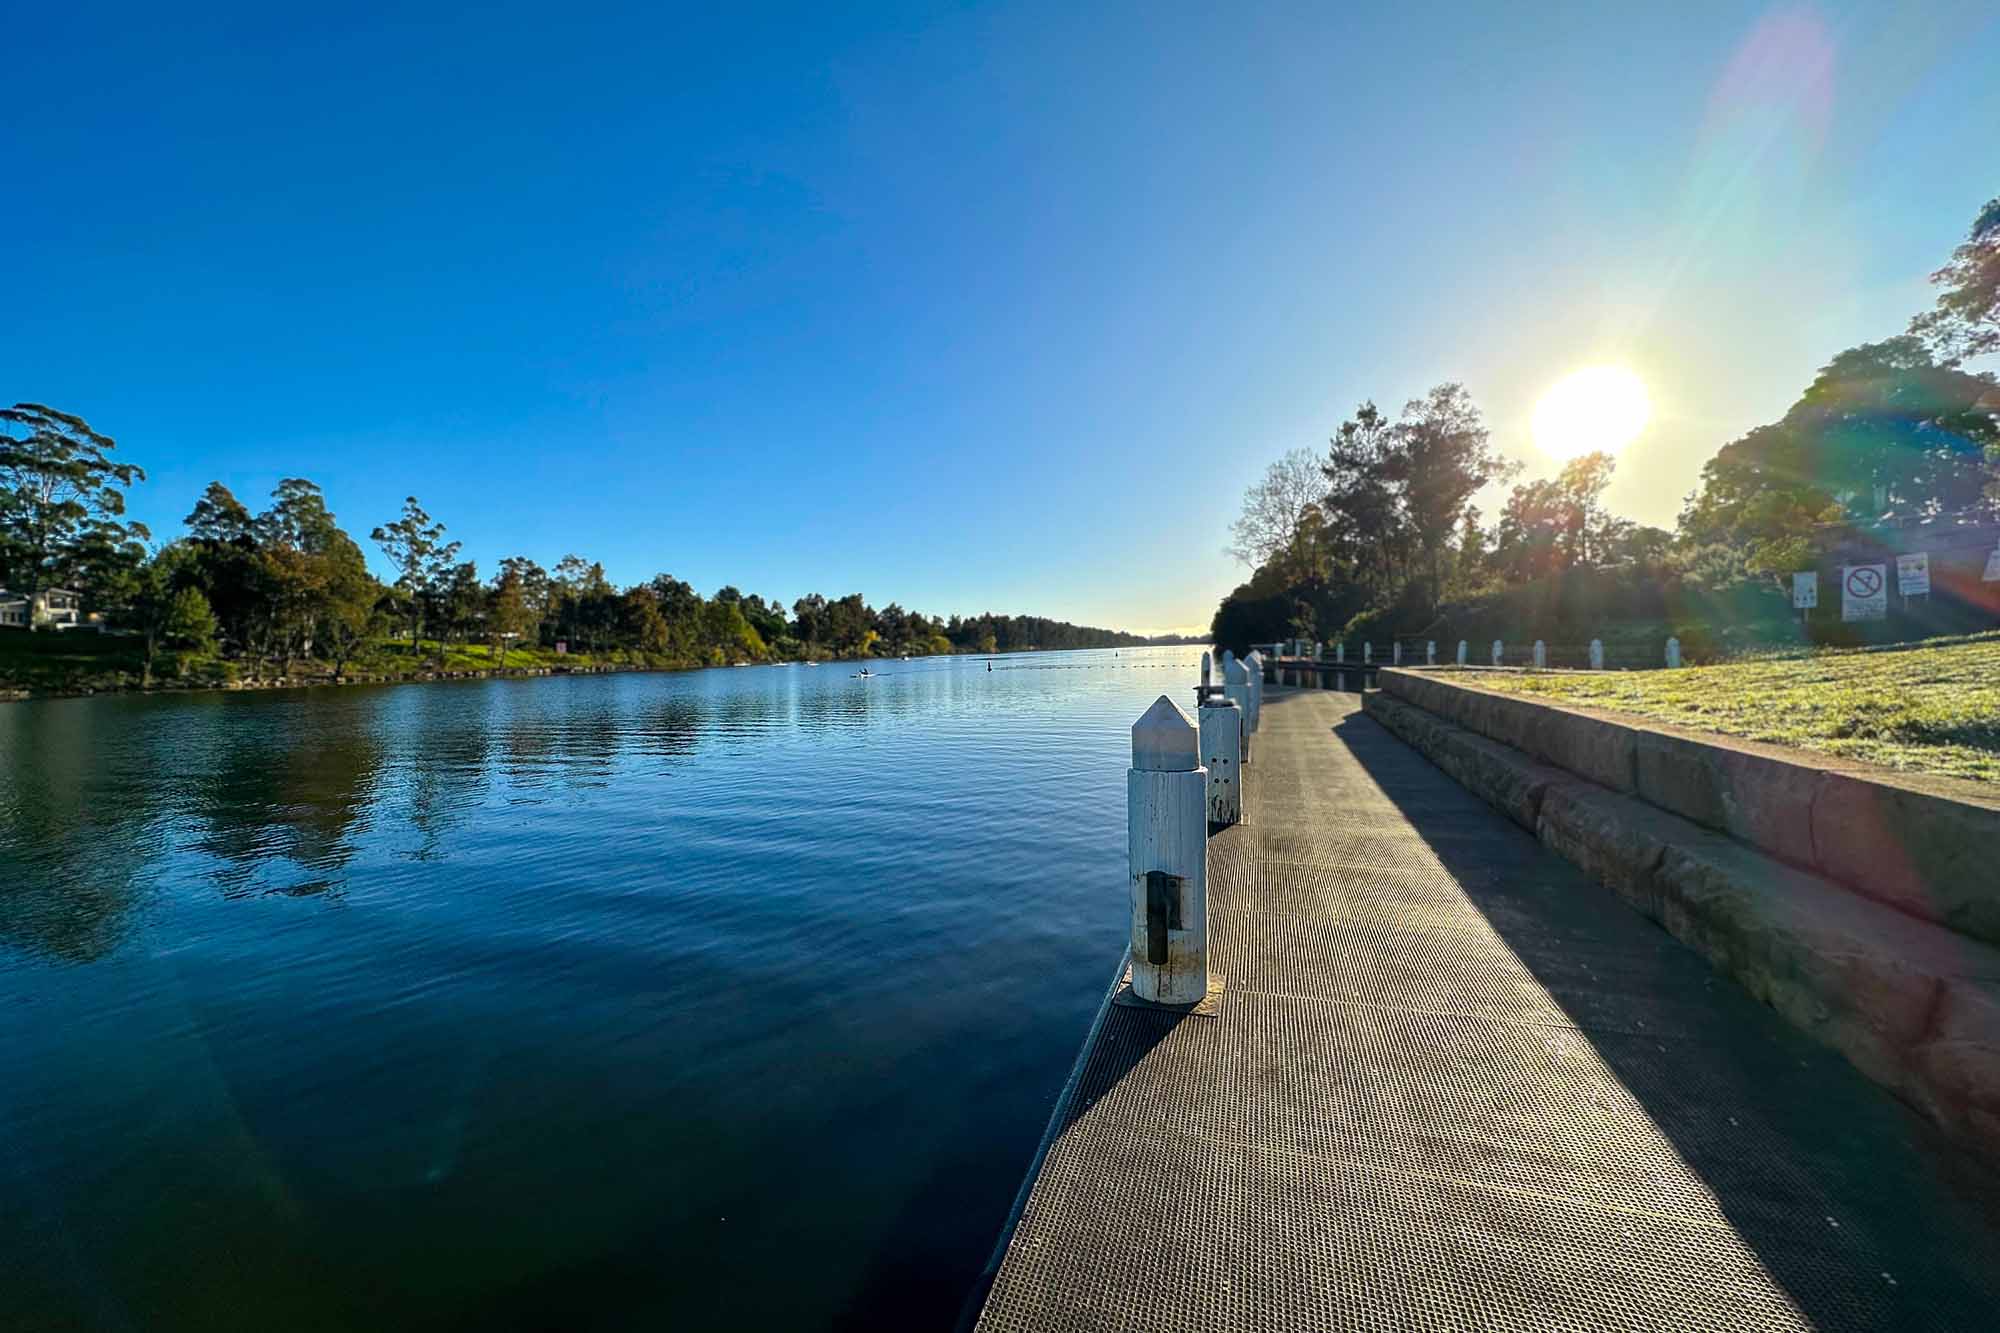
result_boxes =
[1245,649,1262,665]
[1223,655,1248,684]
[1133,695,1198,771]
[1220,649,1235,666]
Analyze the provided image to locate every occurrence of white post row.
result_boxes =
[1221,651,1252,765]
[1197,689,1242,826]
[1589,639,1604,670]
[1666,637,1682,668]
[1457,640,1468,666]
[1426,640,1436,665]
[1492,639,1504,666]
[1533,640,1546,669]
[1129,697,1211,1005]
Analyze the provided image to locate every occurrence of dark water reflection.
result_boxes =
[0,648,1199,1330]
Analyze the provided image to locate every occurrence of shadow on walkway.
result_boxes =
[1332,708,2000,1329]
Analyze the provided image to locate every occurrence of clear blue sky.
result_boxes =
[7,2,1997,634]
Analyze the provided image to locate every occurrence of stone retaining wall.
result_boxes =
[1378,668,2000,948]
[1363,675,2000,1166]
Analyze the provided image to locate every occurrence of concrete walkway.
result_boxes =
[971,689,2000,1331]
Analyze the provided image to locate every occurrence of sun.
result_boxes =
[1532,366,1651,461]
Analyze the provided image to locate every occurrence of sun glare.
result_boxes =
[1532,366,1651,461]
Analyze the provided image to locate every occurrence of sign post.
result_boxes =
[1841,564,1887,623]
[1793,570,1817,635]
[1896,552,1930,600]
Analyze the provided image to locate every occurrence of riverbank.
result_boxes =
[0,633,1101,702]
[0,634,696,701]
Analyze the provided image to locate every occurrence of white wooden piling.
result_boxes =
[1533,640,1546,669]
[1393,641,1402,665]
[1200,651,1212,689]
[1336,642,1345,665]
[1364,642,1373,665]
[1244,651,1264,732]
[1129,697,1210,1005]
[1198,695,1242,827]
[1666,637,1682,668]
[1589,639,1604,670]
[1223,653,1252,764]
[1457,640,1468,666]
[1426,640,1436,666]
[1492,639,1504,667]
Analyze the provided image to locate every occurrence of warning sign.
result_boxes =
[1842,564,1887,622]
[1792,571,1817,609]
[1895,552,1930,597]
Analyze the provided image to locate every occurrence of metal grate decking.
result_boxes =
[970,689,2000,1331]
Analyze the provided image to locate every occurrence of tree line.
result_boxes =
[0,434,1152,683]
[1215,192,2000,654]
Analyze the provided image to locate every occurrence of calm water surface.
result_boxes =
[0,646,1202,1330]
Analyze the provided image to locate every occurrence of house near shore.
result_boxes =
[0,587,99,631]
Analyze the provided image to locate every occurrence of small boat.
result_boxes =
[805,660,819,667]
[854,668,876,679]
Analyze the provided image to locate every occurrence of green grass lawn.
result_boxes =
[0,631,681,694]
[0,631,154,691]
[1467,631,2000,783]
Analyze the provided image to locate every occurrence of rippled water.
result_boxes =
[0,646,1201,1330]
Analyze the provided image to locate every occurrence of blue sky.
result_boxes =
[7,2,1997,634]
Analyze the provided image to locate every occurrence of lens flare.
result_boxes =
[1532,367,1651,461]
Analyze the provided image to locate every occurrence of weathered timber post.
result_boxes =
[1666,637,1682,668]
[1198,693,1242,827]
[1364,641,1373,666]
[1393,641,1402,665]
[1533,640,1547,669]
[1457,640,1468,666]
[1589,639,1604,670]
[1223,653,1252,764]
[1492,639,1504,666]
[1129,697,1210,1005]
[1336,642,1345,665]
[1426,640,1436,665]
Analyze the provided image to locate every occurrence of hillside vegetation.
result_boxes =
[1470,631,2000,783]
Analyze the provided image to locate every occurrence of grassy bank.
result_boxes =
[1468,631,2000,783]
[0,631,1044,698]
[0,632,689,697]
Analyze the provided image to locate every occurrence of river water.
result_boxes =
[0,646,1200,1330]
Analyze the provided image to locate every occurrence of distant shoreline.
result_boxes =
[0,641,1198,705]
